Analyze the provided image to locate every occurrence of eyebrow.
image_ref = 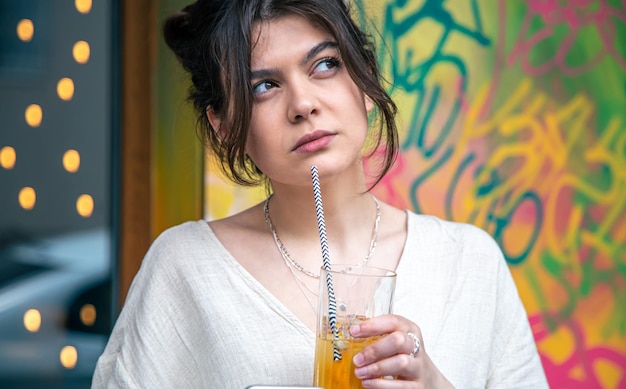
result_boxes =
[250,40,339,80]
[301,40,338,66]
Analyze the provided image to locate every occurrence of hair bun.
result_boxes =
[163,8,195,62]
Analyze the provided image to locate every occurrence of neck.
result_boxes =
[265,191,379,270]
[268,191,374,237]
[268,164,371,233]
[263,162,380,268]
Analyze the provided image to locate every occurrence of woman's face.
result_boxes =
[246,14,373,187]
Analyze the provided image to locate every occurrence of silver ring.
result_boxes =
[407,332,420,357]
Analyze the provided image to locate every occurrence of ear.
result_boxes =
[206,106,222,136]
[365,94,374,113]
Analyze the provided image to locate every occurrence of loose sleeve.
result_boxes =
[91,230,208,388]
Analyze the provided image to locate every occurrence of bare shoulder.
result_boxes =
[379,201,407,232]
[208,202,265,235]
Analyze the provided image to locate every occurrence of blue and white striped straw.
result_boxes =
[311,165,342,361]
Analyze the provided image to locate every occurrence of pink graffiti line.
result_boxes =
[530,313,626,388]
[363,146,410,210]
[507,0,626,77]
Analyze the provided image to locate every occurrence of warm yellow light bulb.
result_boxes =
[57,78,75,101]
[59,346,78,369]
[75,0,92,13]
[17,19,34,41]
[80,304,97,326]
[23,309,42,332]
[72,41,90,64]
[76,194,94,217]
[19,187,36,210]
[0,146,16,169]
[25,104,42,127]
[63,149,80,172]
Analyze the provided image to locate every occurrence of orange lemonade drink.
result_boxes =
[314,265,396,388]
[313,316,380,388]
[313,333,377,388]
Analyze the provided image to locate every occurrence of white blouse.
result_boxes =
[92,212,548,388]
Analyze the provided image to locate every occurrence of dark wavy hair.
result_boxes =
[163,0,397,187]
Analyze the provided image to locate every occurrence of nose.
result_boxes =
[287,82,318,123]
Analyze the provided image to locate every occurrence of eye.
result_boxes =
[252,80,277,95]
[314,57,342,74]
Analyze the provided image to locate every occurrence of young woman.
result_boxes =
[92,0,548,387]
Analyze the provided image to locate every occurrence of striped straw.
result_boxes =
[311,165,342,361]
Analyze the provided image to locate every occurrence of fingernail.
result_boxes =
[353,353,364,367]
[350,324,360,336]
[354,366,367,378]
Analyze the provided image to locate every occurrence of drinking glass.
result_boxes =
[313,265,396,388]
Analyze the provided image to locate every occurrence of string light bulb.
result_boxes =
[57,78,75,101]
[0,146,16,169]
[75,0,92,13]
[17,19,34,41]
[19,187,36,210]
[23,309,42,332]
[59,346,78,369]
[72,41,90,64]
[63,149,81,172]
[25,104,43,127]
[76,194,94,217]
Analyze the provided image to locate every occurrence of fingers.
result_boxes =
[353,331,422,378]
[348,315,428,385]
[353,331,419,364]
[355,352,418,379]
[350,315,425,363]
[348,315,453,388]
[350,314,420,339]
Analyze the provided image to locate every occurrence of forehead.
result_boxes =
[250,14,335,67]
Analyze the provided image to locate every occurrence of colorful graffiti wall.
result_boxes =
[200,1,626,387]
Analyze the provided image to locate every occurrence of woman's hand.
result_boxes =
[350,314,454,388]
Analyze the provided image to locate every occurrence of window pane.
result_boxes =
[0,0,115,387]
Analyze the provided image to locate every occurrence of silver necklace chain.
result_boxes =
[282,253,319,314]
[264,195,381,278]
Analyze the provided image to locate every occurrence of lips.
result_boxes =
[292,130,336,153]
